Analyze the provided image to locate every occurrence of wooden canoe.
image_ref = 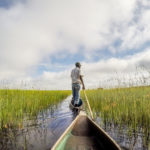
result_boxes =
[51,111,121,150]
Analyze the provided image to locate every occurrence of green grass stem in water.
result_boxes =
[81,86,150,140]
[0,89,71,130]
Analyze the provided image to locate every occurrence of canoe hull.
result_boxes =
[51,111,121,150]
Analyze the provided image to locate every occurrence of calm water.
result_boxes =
[0,96,150,150]
[97,121,150,150]
[0,96,77,150]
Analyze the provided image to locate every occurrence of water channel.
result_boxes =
[0,96,149,150]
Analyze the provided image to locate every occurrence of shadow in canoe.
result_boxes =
[52,110,121,150]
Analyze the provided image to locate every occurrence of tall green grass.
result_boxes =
[0,89,71,129]
[82,86,150,138]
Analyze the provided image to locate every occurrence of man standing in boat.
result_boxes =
[71,62,85,106]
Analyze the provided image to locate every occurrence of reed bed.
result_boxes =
[82,86,150,139]
[0,89,71,130]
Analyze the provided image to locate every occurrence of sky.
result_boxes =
[0,0,150,90]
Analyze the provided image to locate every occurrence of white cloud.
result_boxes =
[0,0,150,89]
[81,49,150,88]
[118,2,150,51]
[4,48,148,90]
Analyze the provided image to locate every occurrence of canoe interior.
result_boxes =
[54,116,120,150]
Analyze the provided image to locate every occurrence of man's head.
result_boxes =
[75,62,81,68]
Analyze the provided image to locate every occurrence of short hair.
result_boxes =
[75,62,81,67]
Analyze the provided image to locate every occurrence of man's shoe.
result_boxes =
[74,104,78,107]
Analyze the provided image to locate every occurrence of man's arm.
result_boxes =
[71,70,73,78]
[80,75,85,90]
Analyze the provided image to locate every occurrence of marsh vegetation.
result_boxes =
[82,86,150,149]
[0,89,71,130]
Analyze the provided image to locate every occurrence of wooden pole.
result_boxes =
[83,90,94,120]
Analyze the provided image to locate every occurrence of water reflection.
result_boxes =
[1,96,150,150]
[0,96,77,150]
[95,117,150,150]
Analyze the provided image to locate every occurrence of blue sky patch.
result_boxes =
[33,38,150,76]
[0,0,13,8]
[0,0,25,8]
